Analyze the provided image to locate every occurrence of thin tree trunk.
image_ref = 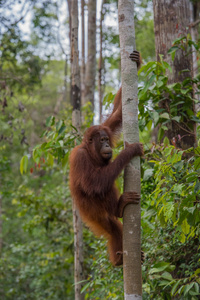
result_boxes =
[81,0,85,101]
[98,0,105,124]
[118,1,142,299]
[63,57,68,103]
[71,1,84,299]
[153,0,196,149]
[66,0,73,106]
[190,2,200,112]
[0,195,2,253]
[82,0,97,111]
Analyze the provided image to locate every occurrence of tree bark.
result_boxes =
[0,195,2,253]
[118,0,142,299]
[66,0,73,106]
[80,0,85,101]
[71,1,84,299]
[153,0,193,83]
[98,0,105,124]
[153,0,196,149]
[82,0,97,111]
[190,2,200,112]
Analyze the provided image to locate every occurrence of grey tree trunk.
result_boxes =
[190,2,200,112]
[98,0,105,123]
[71,1,84,299]
[0,195,2,252]
[81,0,85,101]
[118,0,142,299]
[82,0,97,111]
[153,0,196,149]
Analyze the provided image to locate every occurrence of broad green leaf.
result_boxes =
[58,125,66,135]
[56,120,63,131]
[46,115,55,127]
[194,157,200,170]
[161,271,173,281]
[156,80,163,88]
[164,203,174,221]
[153,111,160,125]
[163,137,169,147]
[181,219,190,235]
[149,262,170,274]
[147,120,152,131]
[172,116,181,122]
[47,153,54,167]
[20,155,28,175]
[160,113,170,119]
[184,283,194,296]
[143,169,154,181]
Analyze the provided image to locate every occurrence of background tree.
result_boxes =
[153,0,196,149]
[71,0,84,299]
[82,0,97,112]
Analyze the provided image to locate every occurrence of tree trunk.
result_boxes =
[0,195,2,253]
[118,1,142,299]
[71,1,84,299]
[153,0,196,149]
[82,0,97,111]
[80,0,85,101]
[66,0,73,106]
[98,0,105,124]
[190,2,200,112]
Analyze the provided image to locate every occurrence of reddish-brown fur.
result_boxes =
[69,51,143,266]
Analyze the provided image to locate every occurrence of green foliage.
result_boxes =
[138,38,200,143]
[82,240,123,300]
[138,59,200,140]
[141,141,200,299]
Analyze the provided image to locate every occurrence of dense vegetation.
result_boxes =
[0,0,200,299]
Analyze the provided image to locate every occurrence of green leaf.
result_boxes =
[46,116,55,127]
[163,137,169,147]
[181,89,190,95]
[158,127,164,141]
[171,280,181,295]
[58,125,66,135]
[181,219,190,235]
[103,92,115,106]
[20,155,28,175]
[194,282,199,293]
[164,203,174,221]
[156,80,163,88]
[194,157,200,170]
[149,262,170,274]
[161,271,173,281]
[62,153,69,174]
[32,148,41,164]
[147,120,152,131]
[160,113,170,119]
[47,153,54,167]
[153,111,160,125]
[81,282,91,293]
[184,283,194,296]
[56,120,63,131]
[143,169,154,181]
[172,116,181,122]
